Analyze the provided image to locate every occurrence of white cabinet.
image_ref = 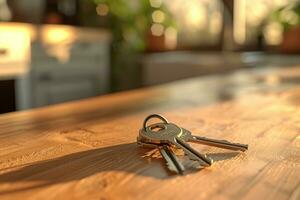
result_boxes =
[15,27,111,110]
[17,45,110,109]
[31,67,106,107]
[0,23,111,111]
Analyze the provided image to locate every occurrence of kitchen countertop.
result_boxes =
[0,22,111,80]
[141,52,300,86]
[0,63,29,80]
[0,66,300,200]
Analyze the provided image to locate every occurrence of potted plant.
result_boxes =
[271,1,300,53]
[94,0,175,52]
[94,0,176,91]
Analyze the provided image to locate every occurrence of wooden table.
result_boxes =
[0,67,299,200]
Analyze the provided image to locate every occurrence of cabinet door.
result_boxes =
[34,75,100,107]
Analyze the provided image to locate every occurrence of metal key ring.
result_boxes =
[143,114,169,130]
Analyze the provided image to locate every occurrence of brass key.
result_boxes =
[181,128,248,151]
[139,121,212,166]
[137,114,248,173]
[160,144,185,174]
[137,137,185,174]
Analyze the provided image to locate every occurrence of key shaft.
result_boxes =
[174,137,212,166]
[138,114,248,172]
[160,145,185,174]
[190,136,248,152]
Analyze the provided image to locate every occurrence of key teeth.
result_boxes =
[201,156,213,167]
[206,158,213,166]
[165,163,185,175]
[206,155,214,163]
[165,163,179,174]
[178,169,184,175]
[137,118,250,174]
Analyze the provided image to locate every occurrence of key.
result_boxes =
[138,114,249,171]
[181,128,248,151]
[137,136,170,149]
[137,136,162,149]
[140,122,213,167]
[173,136,212,167]
[137,138,185,174]
[159,144,185,174]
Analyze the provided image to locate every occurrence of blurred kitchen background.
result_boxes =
[0,0,300,114]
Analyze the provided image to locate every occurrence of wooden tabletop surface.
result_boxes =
[0,67,300,200]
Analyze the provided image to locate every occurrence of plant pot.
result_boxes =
[146,32,166,52]
[281,26,300,54]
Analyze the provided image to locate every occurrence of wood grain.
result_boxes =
[0,68,300,200]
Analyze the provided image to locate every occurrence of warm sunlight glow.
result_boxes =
[0,23,105,64]
[41,25,76,62]
[150,0,162,8]
[164,27,177,49]
[265,74,281,86]
[0,23,32,64]
[209,11,222,35]
[186,5,206,28]
[42,26,76,45]
[151,23,164,36]
[280,10,299,25]
[152,10,165,23]
[96,3,109,16]
[296,134,300,148]
[264,22,283,45]
[234,0,246,44]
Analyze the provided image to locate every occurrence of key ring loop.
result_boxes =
[143,114,169,130]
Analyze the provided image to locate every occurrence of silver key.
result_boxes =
[140,122,212,166]
[137,136,162,149]
[181,128,248,151]
[137,138,185,174]
[160,144,185,174]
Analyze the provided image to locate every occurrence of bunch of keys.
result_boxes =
[137,114,248,174]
